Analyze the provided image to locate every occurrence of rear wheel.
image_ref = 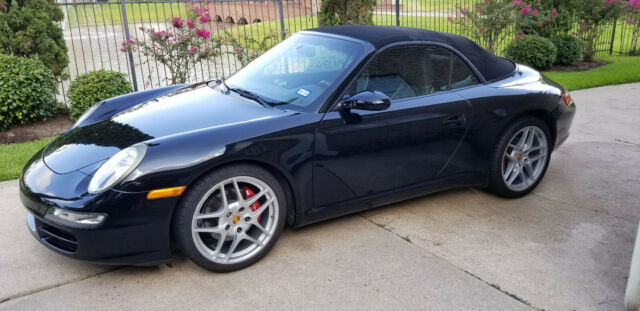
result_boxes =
[487,117,551,198]
[173,165,286,272]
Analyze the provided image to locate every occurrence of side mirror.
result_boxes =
[339,91,391,111]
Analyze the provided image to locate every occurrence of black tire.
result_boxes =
[173,164,287,272]
[487,116,552,198]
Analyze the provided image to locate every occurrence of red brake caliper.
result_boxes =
[242,186,262,222]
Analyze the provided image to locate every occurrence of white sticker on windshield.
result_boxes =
[296,88,311,97]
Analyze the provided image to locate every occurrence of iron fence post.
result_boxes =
[277,0,286,38]
[395,0,400,26]
[120,0,138,91]
[610,19,617,55]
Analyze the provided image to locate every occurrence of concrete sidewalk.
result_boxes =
[1,83,639,310]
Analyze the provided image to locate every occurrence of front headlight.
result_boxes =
[88,143,147,194]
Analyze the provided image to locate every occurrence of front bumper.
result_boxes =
[20,166,178,265]
[553,100,576,149]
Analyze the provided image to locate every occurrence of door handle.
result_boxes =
[442,114,466,127]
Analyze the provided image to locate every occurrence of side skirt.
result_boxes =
[295,172,484,227]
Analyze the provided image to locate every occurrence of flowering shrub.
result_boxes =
[625,0,640,55]
[121,5,223,85]
[571,0,623,61]
[121,4,291,85]
[511,0,571,38]
[448,0,516,53]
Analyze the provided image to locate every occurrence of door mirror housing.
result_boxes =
[339,91,391,111]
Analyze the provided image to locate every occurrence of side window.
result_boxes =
[451,55,479,90]
[352,45,454,101]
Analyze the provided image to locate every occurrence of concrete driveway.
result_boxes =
[1,83,639,311]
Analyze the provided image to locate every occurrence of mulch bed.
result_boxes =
[549,61,609,72]
[0,114,73,144]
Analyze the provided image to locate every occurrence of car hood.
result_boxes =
[43,84,286,174]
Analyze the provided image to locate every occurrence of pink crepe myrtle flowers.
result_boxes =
[195,29,210,39]
[172,17,183,28]
[626,0,640,10]
[199,14,211,23]
[119,39,136,52]
[519,6,538,15]
[193,5,208,15]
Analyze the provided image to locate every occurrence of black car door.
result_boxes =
[312,44,479,208]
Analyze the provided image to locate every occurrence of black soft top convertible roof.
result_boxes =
[308,25,516,82]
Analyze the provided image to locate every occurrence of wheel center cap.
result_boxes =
[232,215,241,225]
[517,154,523,162]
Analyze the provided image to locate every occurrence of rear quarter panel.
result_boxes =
[444,67,563,179]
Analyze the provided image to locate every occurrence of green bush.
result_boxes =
[0,54,57,131]
[551,34,584,65]
[68,69,132,120]
[318,0,374,26]
[0,0,69,78]
[505,35,557,70]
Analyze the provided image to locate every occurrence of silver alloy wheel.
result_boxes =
[501,126,548,192]
[191,176,279,265]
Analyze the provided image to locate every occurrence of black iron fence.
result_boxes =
[53,0,638,103]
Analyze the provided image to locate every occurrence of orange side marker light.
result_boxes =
[147,186,187,200]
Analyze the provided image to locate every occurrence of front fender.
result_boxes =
[116,110,322,194]
[74,83,192,129]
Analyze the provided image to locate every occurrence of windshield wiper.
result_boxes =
[212,79,271,108]
[230,88,272,108]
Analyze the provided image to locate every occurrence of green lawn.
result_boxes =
[0,137,54,182]
[543,55,640,91]
[65,2,190,26]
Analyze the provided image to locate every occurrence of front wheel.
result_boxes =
[173,165,286,272]
[487,117,552,198]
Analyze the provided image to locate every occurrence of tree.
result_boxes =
[448,0,515,53]
[511,0,573,38]
[0,0,69,79]
[317,0,375,26]
[122,7,224,86]
[567,0,623,61]
[624,0,640,55]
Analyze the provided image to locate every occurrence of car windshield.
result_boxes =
[225,33,365,112]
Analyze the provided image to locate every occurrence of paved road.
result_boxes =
[1,83,639,310]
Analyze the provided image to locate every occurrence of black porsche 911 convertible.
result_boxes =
[20,25,575,272]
